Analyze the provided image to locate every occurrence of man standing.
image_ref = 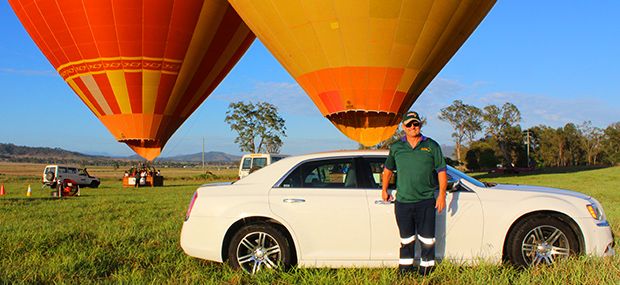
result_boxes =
[382,111,447,276]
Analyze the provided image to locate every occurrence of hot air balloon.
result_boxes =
[228,0,495,146]
[9,0,255,160]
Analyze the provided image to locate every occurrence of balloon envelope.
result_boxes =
[10,0,255,160]
[228,0,495,145]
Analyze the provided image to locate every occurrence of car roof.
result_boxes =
[288,149,389,160]
[234,150,389,185]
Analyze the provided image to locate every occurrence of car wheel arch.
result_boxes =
[221,216,298,266]
[502,210,585,263]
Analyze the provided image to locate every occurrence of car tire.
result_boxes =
[90,181,100,188]
[227,224,292,274]
[506,215,580,267]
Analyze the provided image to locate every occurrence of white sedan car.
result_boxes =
[180,150,615,273]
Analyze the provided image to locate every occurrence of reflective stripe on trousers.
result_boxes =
[395,198,436,268]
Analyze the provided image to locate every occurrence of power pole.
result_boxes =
[523,129,531,167]
[202,137,205,172]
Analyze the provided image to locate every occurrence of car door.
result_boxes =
[57,167,67,181]
[269,157,371,261]
[360,157,484,263]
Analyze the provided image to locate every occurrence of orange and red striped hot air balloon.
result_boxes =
[228,0,495,146]
[9,0,255,160]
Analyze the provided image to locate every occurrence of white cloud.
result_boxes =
[396,78,619,145]
[0,67,55,76]
[212,81,321,116]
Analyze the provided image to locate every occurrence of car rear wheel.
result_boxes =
[227,224,292,274]
[90,181,100,188]
[506,215,579,267]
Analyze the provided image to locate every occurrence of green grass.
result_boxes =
[1,167,619,284]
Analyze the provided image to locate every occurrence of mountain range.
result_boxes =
[0,143,240,164]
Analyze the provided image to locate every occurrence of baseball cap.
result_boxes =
[402,111,421,125]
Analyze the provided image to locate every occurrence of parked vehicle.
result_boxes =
[42,165,100,188]
[238,153,288,179]
[181,150,615,274]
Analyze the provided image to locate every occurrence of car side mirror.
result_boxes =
[447,179,460,193]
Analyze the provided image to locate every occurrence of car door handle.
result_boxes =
[283,198,305,203]
[375,200,394,205]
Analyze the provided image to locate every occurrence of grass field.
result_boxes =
[0,163,618,284]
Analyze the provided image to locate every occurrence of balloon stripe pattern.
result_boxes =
[10,0,255,160]
[228,0,495,146]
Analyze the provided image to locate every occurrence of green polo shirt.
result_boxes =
[384,135,446,203]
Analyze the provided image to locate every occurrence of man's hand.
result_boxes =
[435,193,446,213]
[381,168,394,202]
[382,190,393,202]
[436,170,448,213]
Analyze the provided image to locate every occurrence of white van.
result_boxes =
[238,153,288,179]
[42,165,100,188]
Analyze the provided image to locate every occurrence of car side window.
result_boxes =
[280,158,357,188]
[58,167,67,173]
[241,158,251,170]
[253,158,267,169]
[447,172,457,184]
[362,158,396,190]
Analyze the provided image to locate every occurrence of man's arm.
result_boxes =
[436,170,447,213]
[381,168,394,202]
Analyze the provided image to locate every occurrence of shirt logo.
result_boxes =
[420,147,431,152]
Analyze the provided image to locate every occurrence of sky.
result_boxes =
[0,1,618,158]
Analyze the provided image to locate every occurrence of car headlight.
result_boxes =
[586,204,603,220]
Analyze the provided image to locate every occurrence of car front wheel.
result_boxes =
[506,215,580,267]
[227,224,292,274]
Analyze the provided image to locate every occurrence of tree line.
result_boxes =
[438,100,620,170]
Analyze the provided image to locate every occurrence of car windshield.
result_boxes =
[447,166,486,188]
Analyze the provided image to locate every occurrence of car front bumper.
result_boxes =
[577,217,615,257]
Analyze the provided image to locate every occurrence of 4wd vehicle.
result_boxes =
[238,153,289,179]
[42,165,100,188]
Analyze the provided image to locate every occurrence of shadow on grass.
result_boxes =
[471,165,612,180]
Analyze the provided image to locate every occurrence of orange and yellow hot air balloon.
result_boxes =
[9,0,255,160]
[228,0,495,146]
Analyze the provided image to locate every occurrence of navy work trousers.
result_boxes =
[394,198,436,270]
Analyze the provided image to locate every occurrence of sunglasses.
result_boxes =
[405,121,421,128]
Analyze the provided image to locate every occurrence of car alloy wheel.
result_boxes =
[506,215,579,267]
[236,231,281,273]
[521,225,571,265]
[228,224,292,274]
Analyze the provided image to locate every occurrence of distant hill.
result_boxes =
[159,152,241,163]
[0,143,240,165]
[0,143,107,163]
[441,145,456,159]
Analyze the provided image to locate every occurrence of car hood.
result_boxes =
[490,183,591,200]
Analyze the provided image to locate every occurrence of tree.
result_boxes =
[438,100,483,163]
[225,101,287,153]
[602,122,620,164]
[561,123,585,166]
[482,103,521,166]
[465,140,498,171]
[579,121,604,165]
